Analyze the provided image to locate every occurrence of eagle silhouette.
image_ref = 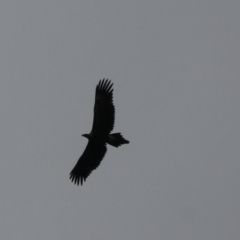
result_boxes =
[70,79,129,185]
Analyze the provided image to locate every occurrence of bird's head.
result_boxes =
[82,133,90,140]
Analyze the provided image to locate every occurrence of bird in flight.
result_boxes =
[70,79,129,185]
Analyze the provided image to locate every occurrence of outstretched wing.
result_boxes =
[91,79,115,136]
[69,140,107,185]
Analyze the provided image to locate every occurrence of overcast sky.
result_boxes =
[0,1,239,239]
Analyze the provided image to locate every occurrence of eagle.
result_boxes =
[70,79,129,185]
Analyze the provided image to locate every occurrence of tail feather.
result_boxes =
[107,133,129,147]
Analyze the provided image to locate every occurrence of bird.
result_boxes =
[70,79,129,185]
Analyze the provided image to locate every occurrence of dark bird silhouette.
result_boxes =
[70,79,129,185]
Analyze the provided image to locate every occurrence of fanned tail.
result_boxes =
[107,133,129,147]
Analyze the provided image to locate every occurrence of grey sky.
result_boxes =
[0,1,239,239]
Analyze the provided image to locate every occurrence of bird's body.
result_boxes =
[70,79,129,185]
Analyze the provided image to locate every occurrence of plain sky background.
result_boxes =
[0,1,239,239]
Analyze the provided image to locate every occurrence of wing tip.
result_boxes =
[69,173,85,186]
[97,79,114,93]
